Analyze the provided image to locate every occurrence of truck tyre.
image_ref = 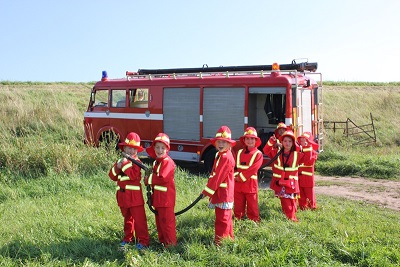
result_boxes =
[99,131,119,150]
[203,147,218,173]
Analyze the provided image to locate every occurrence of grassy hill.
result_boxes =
[320,83,400,179]
[0,82,399,266]
[1,82,399,180]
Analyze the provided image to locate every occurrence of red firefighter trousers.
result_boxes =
[280,198,298,222]
[299,187,317,210]
[120,205,150,246]
[234,191,260,222]
[215,207,234,245]
[155,207,177,247]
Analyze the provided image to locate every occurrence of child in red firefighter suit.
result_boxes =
[270,122,287,151]
[263,130,312,222]
[202,126,236,245]
[234,127,263,222]
[108,132,150,248]
[145,133,177,247]
[297,132,319,210]
[274,122,287,141]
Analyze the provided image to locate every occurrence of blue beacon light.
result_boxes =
[101,70,108,81]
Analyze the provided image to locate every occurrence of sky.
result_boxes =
[1,0,399,83]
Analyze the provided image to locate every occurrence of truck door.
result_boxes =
[127,88,155,142]
[84,88,111,145]
[297,87,313,134]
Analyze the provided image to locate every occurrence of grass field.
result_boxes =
[0,82,399,266]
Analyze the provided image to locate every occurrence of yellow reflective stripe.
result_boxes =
[112,166,117,176]
[236,149,243,167]
[302,146,312,152]
[148,173,153,185]
[240,173,246,182]
[116,185,141,191]
[275,151,298,170]
[301,171,313,176]
[288,175,298,180]
[234,172,239,176]
[204,186,215,195]
[267,140,274,146]
[154,185,167,192]
[273,173,281,178]
[156,162,162,174]
[248,150,261,166]
[291,152,298,168]
[216,132,231,138]
[274,164,284,170]
[125,185,141,190]
[122,162,133,172]
[215,155,221,168]
[220,183,227,188]
[236,150,262,170]
[152,160,163,176]
[250,175,257,179]
[118,175,130,181]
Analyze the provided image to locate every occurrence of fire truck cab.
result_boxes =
[83,60,323,171]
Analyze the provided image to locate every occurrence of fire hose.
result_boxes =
[122,148,282,216]
[259,148,283,170]
[122,152,203,216]
[121,152,158,215]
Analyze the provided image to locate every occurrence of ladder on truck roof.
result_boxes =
[137,61,318,75]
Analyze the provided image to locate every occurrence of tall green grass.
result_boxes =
[1,169,399,266]
[318,84,400,179]
[1,83,400,180]
[0,82,399,266]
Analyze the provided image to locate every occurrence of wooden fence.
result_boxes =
[323,113,376,145]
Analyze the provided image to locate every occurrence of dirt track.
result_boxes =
[258,174,400,211]
[175,161,400,212]
[314,175,400,211]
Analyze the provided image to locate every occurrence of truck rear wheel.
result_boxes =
[99,130,120,150]
[203,147,218,173]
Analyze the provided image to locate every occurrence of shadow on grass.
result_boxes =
[0,237,125,265]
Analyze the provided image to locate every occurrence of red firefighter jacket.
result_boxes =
[298,149,318,187]
[147,155,176,208]
[263,138,312,194]
[108,157,145,208]
[234,147,263,193]
[202,149,235,204]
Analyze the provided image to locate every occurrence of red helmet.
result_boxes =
[274,122,287,137]
[279,130,295,143]
[298,131,319,150]
[210,126,236,147]
[239,127,261,147]
[279,130,300,151]
[146,133,170,158]
[118,132,144,152]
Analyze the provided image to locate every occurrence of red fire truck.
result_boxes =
[83,60,323,171]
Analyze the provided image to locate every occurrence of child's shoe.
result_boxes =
[135,243,148,250]
[120,241,131,247]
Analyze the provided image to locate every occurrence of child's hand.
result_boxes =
[117,158,128,169]
[144,168,152,177]
[273,143,283,149]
